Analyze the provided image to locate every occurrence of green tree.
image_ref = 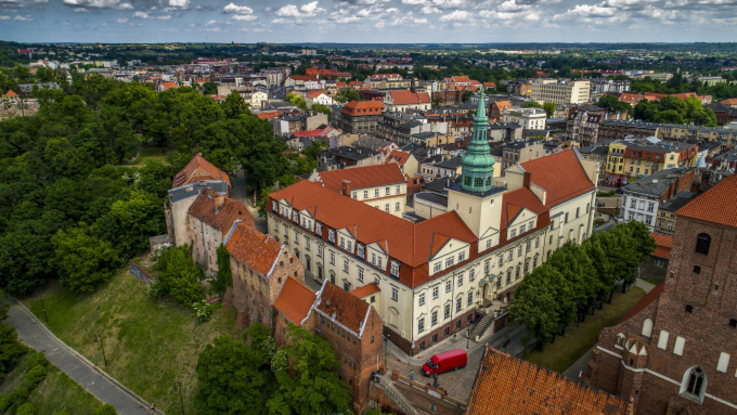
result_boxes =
[95,404,118,415]
[213,244,233,295]
[302,140,329,163]
[24,364,48,389]
[547,242,601,320]
[267,325,351,415]
[596,95,633,115]
[51,223,119,293]
[461,90,474,103]
[523,101,543,109]
[285,93,308,111]
[509,276,560,344]
[310,103,332,121]
[154,245,205,307]
[581,233,615,302]
[633,100,659,121]
[334,88,362,104]
[543,102,556,118]
[16,402,35,415]
[97,189,166,261]
[0,323,26,380]
[222,91,250,119]
[655,109,684,124]
[431,95,443,108]
[195,335,268,415]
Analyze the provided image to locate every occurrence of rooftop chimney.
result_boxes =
[342,180,352,197]
[523,171,532,189]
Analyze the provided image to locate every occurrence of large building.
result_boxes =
[588,173,737,415]
[604,140,699,187]
[335,100,384,134]
[501,107,546,130]
[383,90,431,113]
[598,120,662,142]
[529,79,590,105]
[619,168,696,231]
[266,92,598,354]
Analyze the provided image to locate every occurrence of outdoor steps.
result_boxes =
[380,377,422,415]
[467,312,494,341]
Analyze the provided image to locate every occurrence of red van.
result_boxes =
[422,349,467,376]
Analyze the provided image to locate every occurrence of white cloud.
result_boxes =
[206,26,220,31]
[73,7,87,11]
[169,0,189,8]
[0,0,47,7]
[13,14,31,20]
[133,10,149,18]
[116,17,127,22]
[439,9,470,20]
[232,14,257,20]
[157,14,172,19]
[375,21,385,27]
[479,10,516,18]
[206,19,216,24]
[116,2,132,9]
[420,5,442,13]
[264,6,271,12]
[0,15,10,19]
[223,3,253,13]
[63,0,119,8]
[276,1,326,17]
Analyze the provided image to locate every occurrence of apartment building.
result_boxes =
[529,79,590,105]
[566,105,629,146]
[654,191,696,236]
[660,123,737,147]
[383,90,431,113]
[598,120,662,141]
[619,168,696,231]
[604,140,698,187]
[501,107,546,130]
[500,140,545,171]
[335,100,384,134]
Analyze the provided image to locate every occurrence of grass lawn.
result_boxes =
[0,353,103,415]
[130,145,170,167]
[525,287,647,373]
[641,277,662,286]
[23,264,245,414]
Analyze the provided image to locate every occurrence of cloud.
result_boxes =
[74,7,87,11]
[169,0,189,8]
[206,19,216,24]
[116,17,127,22]
[63,0,120,8]
[157,14,172,19]
[0,14,9,18]
[116,2,132,9]
[195,4,213,10]
[439,9,470,20]
[232,14,257,20]
[276,1,326,17]
[206,26,220,31]
[0,0,47,8]
[223,3,253,13]
[133,10,149,18]
[13,14,31,20]
[264,6,271,11]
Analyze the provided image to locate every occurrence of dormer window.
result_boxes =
[510,230,517,238]
[433,262,441,273]
[357,244,365,259]
[328,229,336,244]
[301,217,306,227]
[315,222,323,235]
[390,261,400,277]
[272,202,278,213]
[339,236,345,248]
[520,225,526,234]
[292,211,298,222]
[445,257,454,268]
[346,241,352,252]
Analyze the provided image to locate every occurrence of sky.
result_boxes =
[0,0,736,44]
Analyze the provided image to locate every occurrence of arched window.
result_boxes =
[695,234,711,255]
[680,367,707,403]
[642,318,653,337]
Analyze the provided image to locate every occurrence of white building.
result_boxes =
[305,91,334,107]
[530,79,590,105]
[502,108,547,130]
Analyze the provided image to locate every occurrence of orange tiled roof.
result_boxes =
[483,82,496,88]
[172,153,232,188]
[722,98,737,106]
[341,100,384,116]
[317,164,405,192]
[349,283,380,299]
[188,188,254,233]
[520,150,595,207]
[386,150,411,166]
[274,276,316,325]
[493,100,512,112]
[225,221,284,276]
[316,282,370,335]
[617,281,664,324]
[650,232,673,259]
[257,111,282,120]
[5,90,17,97]
[501,187,549,231]
[675,173,737,227]
[450,76,470,83]
[161,81,179,90]
[306,90,323,99]
[389,90,431,106]
[288,75,317,81]
[467,347,631,415]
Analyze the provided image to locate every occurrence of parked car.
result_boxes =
[422,349,467,376]
[615,188,623,194]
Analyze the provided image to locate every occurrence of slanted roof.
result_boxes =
[389,90,431,106]
[676,173,737,228]
[4,90,17,97]
[293,129,325,138]
[188,188,254,233]
[520,149,595,207]
[317,163,406,192]
[274,276,316,325]
[386,150,411,166]
[500,187,549,232]
[467,347,631,415]
[316,282,371,336]
[651,233,673,259]
[722,98,737,106]
[225,221,284,276]
[161,82,179,90]
[173,154,232,188]
[349,283,380,299]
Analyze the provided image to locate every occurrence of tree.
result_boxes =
[222,91,250,119]
[302,140,329,163]
[267,325,351,415]
[0,323,26,379]
[633,100,659,121]
[154,245,205,307]
[461,90,474,103]
[334,88,362,104]
[431,95,443,108]
[596,95,633,115]
[95,404,118,415]
[202,81,219,95]
[195,335,268,415]
[310,103,332,121]
[655,109,684,124]
[213,244,232,295]
[547,243,601,320]
[543,102,556,118]
[509,275,560,344]
[581,233,615,302]
[523,101,543,109]
[16,403,35,415]
[285,93,308,111]
[51,223,119,293]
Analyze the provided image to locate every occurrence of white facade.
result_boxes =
[530,79,590,105]
[502,108,547,130]
[306,92,334,107]
[620,192,659,231]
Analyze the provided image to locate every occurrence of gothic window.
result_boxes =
[695,233,710,255]
[681,367,706,403]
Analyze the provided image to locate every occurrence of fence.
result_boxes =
[128,260,153,284]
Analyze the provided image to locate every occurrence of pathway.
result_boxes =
[230,168,267,234]
[4,299,157,415]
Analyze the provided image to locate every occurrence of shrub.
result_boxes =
[27,353,48,369]
[15,386,29,399]
[53,412,72,415]
[0,324,27,379]
[192,300,212,323]
[147,278,165,298]
[0,394,10,411]
[16,402,36,415]
[24,364,48,389]
[95,403,118,415]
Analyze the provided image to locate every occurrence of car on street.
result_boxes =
[422,349,467,376]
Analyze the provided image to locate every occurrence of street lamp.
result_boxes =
[35,294,48,323]
[94,334,107,368]
[173,381,185,415]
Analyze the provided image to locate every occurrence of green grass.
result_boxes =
[0,353,102,415]
[23,264,245,414]
[640,277,662,286]
[130,146,170,167]
[525,287,647,373]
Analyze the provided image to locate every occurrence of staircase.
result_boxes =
[467,312,495,341]
[380,377,422,415]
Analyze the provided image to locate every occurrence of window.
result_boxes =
[431,311,438,326]
[576,207,580,218]
[432,286,439,299]
[458,251,465,262]
[648,203,654,212]
[730,319,737,328]
[352,191,357,199]
[510,229,517,238]
[374,188,379,197]
[395,202,400,211]
[358,267,364,283]
[681,367,706,403]
[274,222,279,232]
[533,255,538,268]
[458,274,463,286]
[693,265,701,274]
[685,305,693,313]
[445,280,452,293]
[363,190,368,198]
[305,236,310,250]
[549,235,553,244]
[456,297,462,312]
[528,220,534,229]
[520,225,526,234]
[346,241,352,252]
[377,257,383,268]
[508,251,513,261]
[396,185,401,193]
[515,265,521,280]
[498,256,504,267]
[339,236,345,248]
[486,239,492,249]
[330,251,335,265]
[391,262,400,277]
[374,275,380,286]
[444,304,450,319]
[328,229,335,243]
[564,213,569,224]
[524,260,529,274]
[467,292,473,307]
[695,233,711,255]
[419,293,426,306]
[385,187,390,195]
[469,268,475,282]
[526,241,531,252]
[317,245,323,258]
[418,318,425,334]
[433,262,441,273]
[343,259,349,273]
[517,245,523,256]
[630,200,636,209]
[391,287,398,301]
[294,232,299,244]
[446,257,454,268]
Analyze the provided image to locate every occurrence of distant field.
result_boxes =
[25,262,244,414]
[525,287,647,373]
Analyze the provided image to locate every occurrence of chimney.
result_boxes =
[342,180,352,197]
[214,192,226,210]
[523,171,532,189]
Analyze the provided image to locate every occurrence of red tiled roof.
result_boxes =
[483,82,496,88]
[317,163,405,192]
[316,282,370,335]
[467,347,631,415]
[722,98,737,106]
[386,150,411,166]
[617,281,664,324]
[389,90,431,106]
[336,81,347,88]
[269,180,476,288]
[520,150,595,207]
[676,173,737,227]
[293,129,326,138]
[306,90,323,99]
[349,80,363,87]
[651,232,673,259]
[341,100,384,116]
[188,188,254,233]
[349,283,380,299]
[500,187,549,231]
[5,90,17,97]
[288,75,317,81]
[225,221,284,276]
[257,111,282,120]
[274,276,316,325]
[450,76,470,83]
[172,153,231,188]
[161,82,179,90]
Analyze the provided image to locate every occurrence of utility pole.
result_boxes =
[94,334,107,367]
[36,294,48,323]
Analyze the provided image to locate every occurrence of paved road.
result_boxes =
[4,299,155,415]
[594,219,617,233]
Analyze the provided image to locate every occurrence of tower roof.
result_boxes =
[461,89,496,193]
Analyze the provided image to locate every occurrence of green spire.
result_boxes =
[460,89,496,193]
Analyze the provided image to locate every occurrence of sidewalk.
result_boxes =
[4,299,157,415]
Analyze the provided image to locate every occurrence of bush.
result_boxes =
[147,278,165,298]
[53,412,72,415]
[154,245,204,307]
[192,300,212,323]
[24,364,48,389]
[26,352,48,369]
[95,403,118,415]
[15,386,29,399]
[0,394,10,411]
[16,402,36,415]
[0,323,27,379]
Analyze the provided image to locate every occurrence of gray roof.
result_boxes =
[319,146,378,162]
[411,131,442,140]
[354,136,393,151]
[414,192,448,207]
[599,119,661,129]
[434,157,463,169]
[714,151,737,162]
[622,168,693,197]
[504,139,542,150]
[168,181,228,204]
[659,191,696,211]
[488,122,521,130]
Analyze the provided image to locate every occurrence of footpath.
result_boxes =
[4,298,159,415]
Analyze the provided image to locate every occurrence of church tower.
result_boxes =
[461,90,496,193]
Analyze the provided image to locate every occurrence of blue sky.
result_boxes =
[0,0,736,44]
